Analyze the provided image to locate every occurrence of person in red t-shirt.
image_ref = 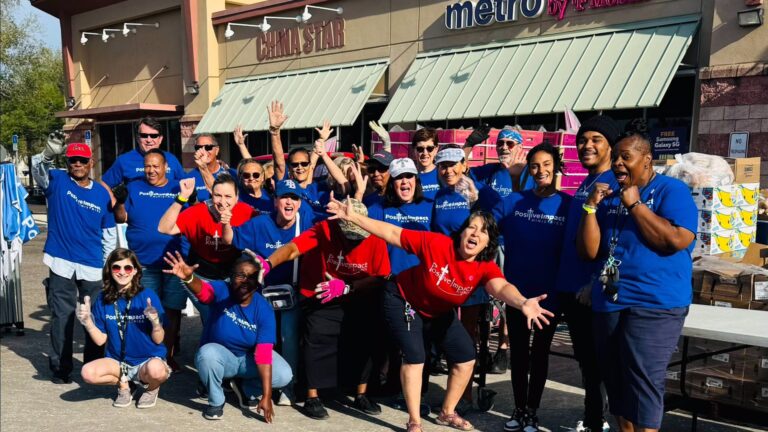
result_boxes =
[265,198,390,420]
[327,196,553,432]
[158,173,256,323]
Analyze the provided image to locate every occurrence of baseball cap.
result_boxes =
[274,179,304,198]
[497,129,523,144]
[389,158,418,178]
[435,148,465,164]
[337,198,370,240]
[65,143,92,159]
[371,151,394,167]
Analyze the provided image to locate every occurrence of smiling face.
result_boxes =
[393,173,416,203]
[137,123,164,153]
[612,137,653,188]
[275,194,301,225]
[110,258,137,290]
[240,162,263,192]
[230,262,259,303]
[528,150,555,188]
[367,162,390,189]
[458,216,490,259]
[211,182,238,214]
[288,151,311,183]
[577,131,612,171]
[144,153,167,186]
[496,139,520,164]
[438,159,465,187]
[411,140,437,170]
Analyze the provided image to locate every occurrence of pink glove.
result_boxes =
[315,272,350,304]
[243,248,271,284]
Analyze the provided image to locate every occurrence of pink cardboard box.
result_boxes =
[562,161,588,175]
[520,130,545,149]
[561,133,577,147]
[559,186,579,196]
[560,173,589,188]
[543,132,563,147]
[560,146,579,160]
[436,129,473,146]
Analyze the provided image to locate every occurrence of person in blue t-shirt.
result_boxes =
[188,134,238,202]
[113,149,187,371]
[363,150,394,207]
[409,128,440,201]
[470,128,535,198]
[497,143,572,432]
[553,115,621,432]
[31,142,117,384]
[236,158,273,213]
[223,180,315,405]
[101,117,185,188]
[163,251,292,422]
[79,249,170,409]
[577,123,697,432]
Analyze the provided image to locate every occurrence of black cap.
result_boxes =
[577,115,621,147]
[371,150,394,167]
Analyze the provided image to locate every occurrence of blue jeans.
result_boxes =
[195,343,293,407]
[142,267,188,310]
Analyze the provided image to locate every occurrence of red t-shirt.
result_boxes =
[397,230,504,317]
[292,220,391,298]
[175,202,256,264]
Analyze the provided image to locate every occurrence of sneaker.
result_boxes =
[304,397,329,420]
[490,348,508,374]
[230,378,260,410]
[523,411,540,432]
[203,403,224,420]
[136,387,159,409]
[504,407,527,432]
[113,387,133,408]
[275,391,292,406]
[389,394,431,417]
[575,419,611,431]
[166,357,181,373]
[51,372,72,384]
[195,380,208,400]
[352,394,381,415]
[222,378,233,393]
[603,420,610,431]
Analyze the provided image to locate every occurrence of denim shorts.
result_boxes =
[142,267,188,310]
[122,357,171,388]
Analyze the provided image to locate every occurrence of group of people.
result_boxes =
[33,107,697,432]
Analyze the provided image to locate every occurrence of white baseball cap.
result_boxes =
[435,148,465,164]
[389,158,418,178]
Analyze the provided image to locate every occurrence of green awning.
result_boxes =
[380,15,699,124]
[195,58,389,133]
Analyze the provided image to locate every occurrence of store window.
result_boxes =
[99,118,181,172]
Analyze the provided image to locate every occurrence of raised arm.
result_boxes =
[158,178,195,235]
[268,101,288,181]
[485,278,554,330]
[234,125,253,159]
[194,149,216,194]
[326,194,403,248]
[266,242,301,269]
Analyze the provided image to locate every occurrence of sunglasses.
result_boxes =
[290,161,310,168]
[394,173,416,180]
[67,157,90,165]
[139,133,161,139]
[241,172,261,180]
[111,264,135,274]
[497,140,520,147]
[194,144,218,151]
[366,165,388,174]
[415,146,436,153]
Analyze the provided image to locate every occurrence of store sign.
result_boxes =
[650,127,689,158]
[256,18,345,62]
[547,0,650,21]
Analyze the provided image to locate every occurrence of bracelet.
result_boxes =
[265,258,273,270]
[175,194,189,205]
[627,200,642,212]
[582,203,597,214]
[181,274,195,284]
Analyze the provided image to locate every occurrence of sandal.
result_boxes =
[406,421,424,432]
[436,411,473,431]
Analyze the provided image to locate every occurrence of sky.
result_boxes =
[14,1,61,50]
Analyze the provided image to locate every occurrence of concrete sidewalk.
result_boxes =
[1,230,763,432]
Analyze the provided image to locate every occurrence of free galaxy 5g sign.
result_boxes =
[444,0,545,29]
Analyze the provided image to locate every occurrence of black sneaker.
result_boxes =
[51,372,72,384]
[304,397,329,420]
[490,348,509,374]
[504,407,527,431]
[523,410,540,432]
[222,378,233,393]
[203,403,224,420]
[230,378,260,410]
[195,380,208,399]
[352,394,381,415]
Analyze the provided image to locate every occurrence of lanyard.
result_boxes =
[113,298,133,363]
[607,174,657,259]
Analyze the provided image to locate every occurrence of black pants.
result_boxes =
[46,271,104,377]
[558,292,606,430]
[506,306,558,411]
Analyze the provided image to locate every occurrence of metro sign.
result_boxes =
[444,0,546,29]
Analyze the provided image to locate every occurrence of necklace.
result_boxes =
[580,169,610,195]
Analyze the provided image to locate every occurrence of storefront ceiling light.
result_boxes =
[225,21,267,39]
[122,22,159,37]
[101,28,121,43]
[80,31,100,45]
[737,8,764,27]
[300,5,344,23]
[262,15,302,32]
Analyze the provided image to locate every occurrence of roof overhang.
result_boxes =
[31,0,126,18]
[55,103,183,121]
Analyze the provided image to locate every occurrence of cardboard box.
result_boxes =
[562,160,588,175]
[699,208,742,231]
[736,183,760,206]
[560,173,588,188]
[560,146,579,160]
[691,185,740,210]
[726,157,761,184]
[738,205,758,227]
[436,129,473,146]
[688,368,744,405]
[696,230,742,255]
[741,380,768,412]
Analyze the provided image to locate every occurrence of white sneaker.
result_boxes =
[276,391,292,406]
[182,298,196,317]
[575,420,610,432]
[603,420,610,431]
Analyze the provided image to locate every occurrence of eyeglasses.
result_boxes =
[111,264,135,274]
[139,133,161,139]
[231,272,256,282]
[394,173,416,180]
[497,140,519,147]
[415,145,436,153]
[194,144,218,151]
[241,172,261,180]
[366,165,388,174]
[290,161,310,168]
[67,157,90,165]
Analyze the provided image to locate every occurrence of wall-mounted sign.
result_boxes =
[650,127,689,159]
[729,131,749,158]
[548,0,650,21]
[256,18,345,62]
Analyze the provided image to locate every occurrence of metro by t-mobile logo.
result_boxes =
[444,0,545,30]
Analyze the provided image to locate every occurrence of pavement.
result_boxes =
[1,210,765,432]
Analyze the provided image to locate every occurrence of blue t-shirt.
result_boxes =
[499,190,572,309]
[591,174,697,312]
[43,170,116,268]
[91,288,167,366]
[201,280,277,356]
[102,149,186,188]
[471,163,534,197]
[419,169,440,201]
[231,211,314,287]
[124,180,184,268]
[555,170,619,294]
[187,166,238,202]
[368,200,433,275]
[239,189,274,214]
[363,192,383,208]
[431,184,502,235]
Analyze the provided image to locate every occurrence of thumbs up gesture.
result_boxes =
[76,296,92,326]
[143,297,161,327]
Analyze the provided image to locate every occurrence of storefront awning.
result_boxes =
[55,103,183,121]
[380,15,699,124]
[195,58,389,134]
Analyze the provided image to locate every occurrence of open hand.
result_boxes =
[242,248,270,284]
[234,125,248,147]
[267,101,288,129]
[520,294,555,330]
[315,272,350,304]
[506,145,528,176]
[315,120,334,141]
[162,251,198,280]
[325,192,352,221]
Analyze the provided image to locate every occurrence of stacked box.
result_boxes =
[693,183,760,255]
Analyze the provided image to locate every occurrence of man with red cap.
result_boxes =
[32,139,118,384]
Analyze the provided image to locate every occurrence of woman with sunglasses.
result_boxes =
[237,158,273,213]
[410,128,441,201]
[496,143,572,432]
[79,248,170,409]
[577,122,696,432]
[362,151,394,207]
[326,199,553,432]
